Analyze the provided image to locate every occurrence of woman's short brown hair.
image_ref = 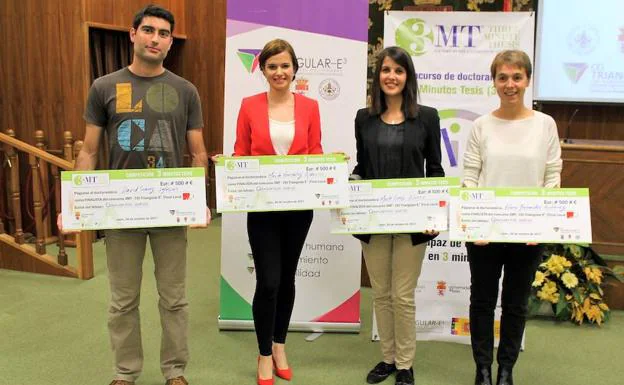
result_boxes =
[258,39,299,76]
[490,50,532,79]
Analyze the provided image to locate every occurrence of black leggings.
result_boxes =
[247,210,313,356]
[466,242,543,368]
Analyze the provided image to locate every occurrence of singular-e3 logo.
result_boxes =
[236,49,262,73]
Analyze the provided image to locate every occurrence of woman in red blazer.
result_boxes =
[234,39,323,385]
[235,90,322,155]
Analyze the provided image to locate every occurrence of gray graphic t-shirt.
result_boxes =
[84,68,203,169]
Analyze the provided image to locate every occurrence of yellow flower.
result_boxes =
[544,254,571,276]
[584,267,603,284]
[537,282,559,304]
[586,305,604,325]
[572,305,584,324]
[599,303,610,311]
[569,300,584,324]
[532,271,546,287]
[543,280,557,294]
[561,272,579,289]
[583,297,591,309]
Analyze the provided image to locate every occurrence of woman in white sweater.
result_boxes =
[462,50,562,385]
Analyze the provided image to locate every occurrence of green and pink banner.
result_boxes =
[381,11,535,345]
[219,0,368,332]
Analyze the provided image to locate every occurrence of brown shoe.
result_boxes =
[166,376,188,385]
[109,381,135,385]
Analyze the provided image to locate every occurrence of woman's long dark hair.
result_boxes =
[369,46,420,119]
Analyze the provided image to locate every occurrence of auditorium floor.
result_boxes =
[1,217,622,385]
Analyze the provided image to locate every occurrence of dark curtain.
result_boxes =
[89,28,133,83]
[88,28,133,170]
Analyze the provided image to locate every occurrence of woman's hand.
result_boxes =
[473,240,489,246]
[423,229,439,236]
[332,151,350,161]
[210,154,223,163]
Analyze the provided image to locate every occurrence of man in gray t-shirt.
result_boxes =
[58,5,210,385]
[84,67,203,170]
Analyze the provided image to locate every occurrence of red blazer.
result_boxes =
[234,92,323,156]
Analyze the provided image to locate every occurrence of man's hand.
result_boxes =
[424,229,439,236]
[190,206,212,228]
[474,240,489,246]
[56,213,80,234]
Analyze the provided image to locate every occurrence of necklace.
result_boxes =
[382,110,404,125]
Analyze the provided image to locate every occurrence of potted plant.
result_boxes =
[529,244,624,325]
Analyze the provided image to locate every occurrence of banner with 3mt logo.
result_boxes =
[375,11,535,346]
[219,0,368,332]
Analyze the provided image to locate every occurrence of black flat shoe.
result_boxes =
[395,368,414,385]
[496,367,513,385]
[475,365,492,385]
[366,362,397,384]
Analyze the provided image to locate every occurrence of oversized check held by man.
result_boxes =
[61,168,207,230]
[330,177,460,234]
[215,154,349,212]
[449,188,592,243]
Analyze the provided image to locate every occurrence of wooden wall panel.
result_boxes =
[183,0,226,208]
[27,0,64,148]
[1,0,69,149]
[539,103,624,142]
[183,0,226,156]
[561,144,624,256]
[1,0,31,143]
[0,0,187,150]
[59,4,87,146]
[84,0,186,35]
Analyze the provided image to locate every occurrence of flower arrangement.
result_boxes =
[529,244,624,325]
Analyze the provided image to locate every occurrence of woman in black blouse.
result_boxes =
[351,46,444,385]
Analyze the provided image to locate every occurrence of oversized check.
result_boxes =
[215,154,349,212]
[329,177,460,234]
[449,188,592,243]
[61,168,206,230]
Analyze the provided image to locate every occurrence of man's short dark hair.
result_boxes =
[133,4,175,33]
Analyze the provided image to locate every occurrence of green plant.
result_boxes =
[529,244,624,325]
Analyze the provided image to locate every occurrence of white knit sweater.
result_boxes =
[463,111,562,188]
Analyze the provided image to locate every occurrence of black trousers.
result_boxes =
[466,243,543,368]
[247,210,313,356]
